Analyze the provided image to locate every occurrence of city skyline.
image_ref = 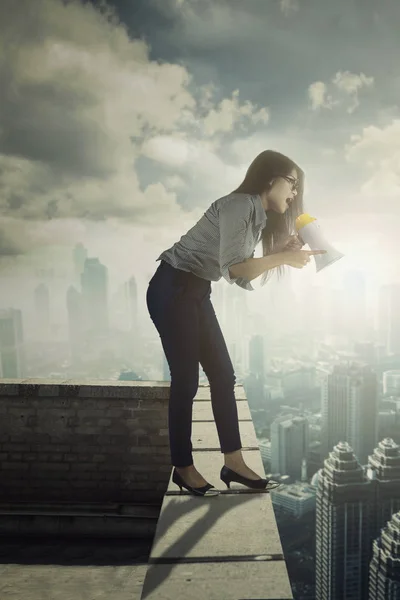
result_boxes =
[1,1,400,598]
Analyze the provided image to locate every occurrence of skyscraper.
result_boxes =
[80,257,109,338]
[271,414,309,481]
[321,363,378,464]
[367,438,400,539]
[315,441,375,600]
[383,370,400,397]
[124,276,138,332]
[249,334,265,383]
[66,286,84,363]
[0,308,26,378]
[377,284,400,355]
[368,510,400,599]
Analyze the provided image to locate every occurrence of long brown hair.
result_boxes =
[230,149,305,286]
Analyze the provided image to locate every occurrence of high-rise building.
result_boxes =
[368,510,400,599]
[383,370,400,397]
[367,438,400,538]
[66,286,84,362]
[80,258,109,338]
[315,441,375,600]
[124,276,138,332]
[321,363,378,464]
[271,414,309,481]
[249,335,264,383]
[0,308,26,378]
[162,352,170,382]
[377,284,400,355]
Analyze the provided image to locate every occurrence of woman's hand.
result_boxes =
[282,248,327,269]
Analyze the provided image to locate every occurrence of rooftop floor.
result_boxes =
[0,380,293,600]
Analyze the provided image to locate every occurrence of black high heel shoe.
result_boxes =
[172,468,220,496]
[220,465,281,490]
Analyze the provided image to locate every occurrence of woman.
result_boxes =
[146,150,325,497]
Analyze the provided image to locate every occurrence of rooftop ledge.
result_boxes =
[0,379,293,600]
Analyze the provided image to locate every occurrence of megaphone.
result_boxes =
[295,213,344,273]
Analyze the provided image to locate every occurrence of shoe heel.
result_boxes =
[172,469,183,491]
[221,476,231,489]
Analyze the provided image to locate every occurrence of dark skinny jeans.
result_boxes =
[146,260,242,467]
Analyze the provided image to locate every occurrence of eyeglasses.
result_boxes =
[279,175,299,192]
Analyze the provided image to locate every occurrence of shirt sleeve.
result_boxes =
[219,195,255,290]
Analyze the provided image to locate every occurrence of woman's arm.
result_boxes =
[229,253,287,282]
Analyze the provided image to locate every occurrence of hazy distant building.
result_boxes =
[368,510,400,599]
[73,243,88,282]
[249,335,265,384]
[80,258,109,338]
[315,441,375,600]
[321,363,378,464]
[258,439,271,465]
[162,352,170,382]
[271,414,309,482]
[0,308,26,378]
[307,440,322,479]
[378,410,400,443]
[34,283,50,340]
[66,286,84,362]
[378,284,400,356]
[383,370,400,397]
[244,371,265,410]
[282,367,315,394]
[124,276,138,332]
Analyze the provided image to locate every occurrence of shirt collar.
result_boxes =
[252,194,268,227]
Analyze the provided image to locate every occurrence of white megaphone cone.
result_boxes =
[295,214,344,273]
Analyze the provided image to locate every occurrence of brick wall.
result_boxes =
[0,379,172,504]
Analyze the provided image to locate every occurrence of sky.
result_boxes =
[1,0,400,297]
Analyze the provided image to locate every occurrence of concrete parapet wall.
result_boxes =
[0,379,174,504]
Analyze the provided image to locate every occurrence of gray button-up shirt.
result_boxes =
[156,193,267,291]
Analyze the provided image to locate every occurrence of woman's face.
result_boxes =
[265,167,299,214]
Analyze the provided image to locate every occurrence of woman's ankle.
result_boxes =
[224,449,244,466]
[175,464,194,472]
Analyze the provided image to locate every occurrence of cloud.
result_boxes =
[0,0,271,262]
[147,0,268,49]
[344,119,400,208]
[201,90,269,136]
[141,89,269,155]
[308,82,337,111]
[308,71,374,113]
[280,0,300,17]
[141,135,191,167]
[0,0,195,226]
[163,174,186,190]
